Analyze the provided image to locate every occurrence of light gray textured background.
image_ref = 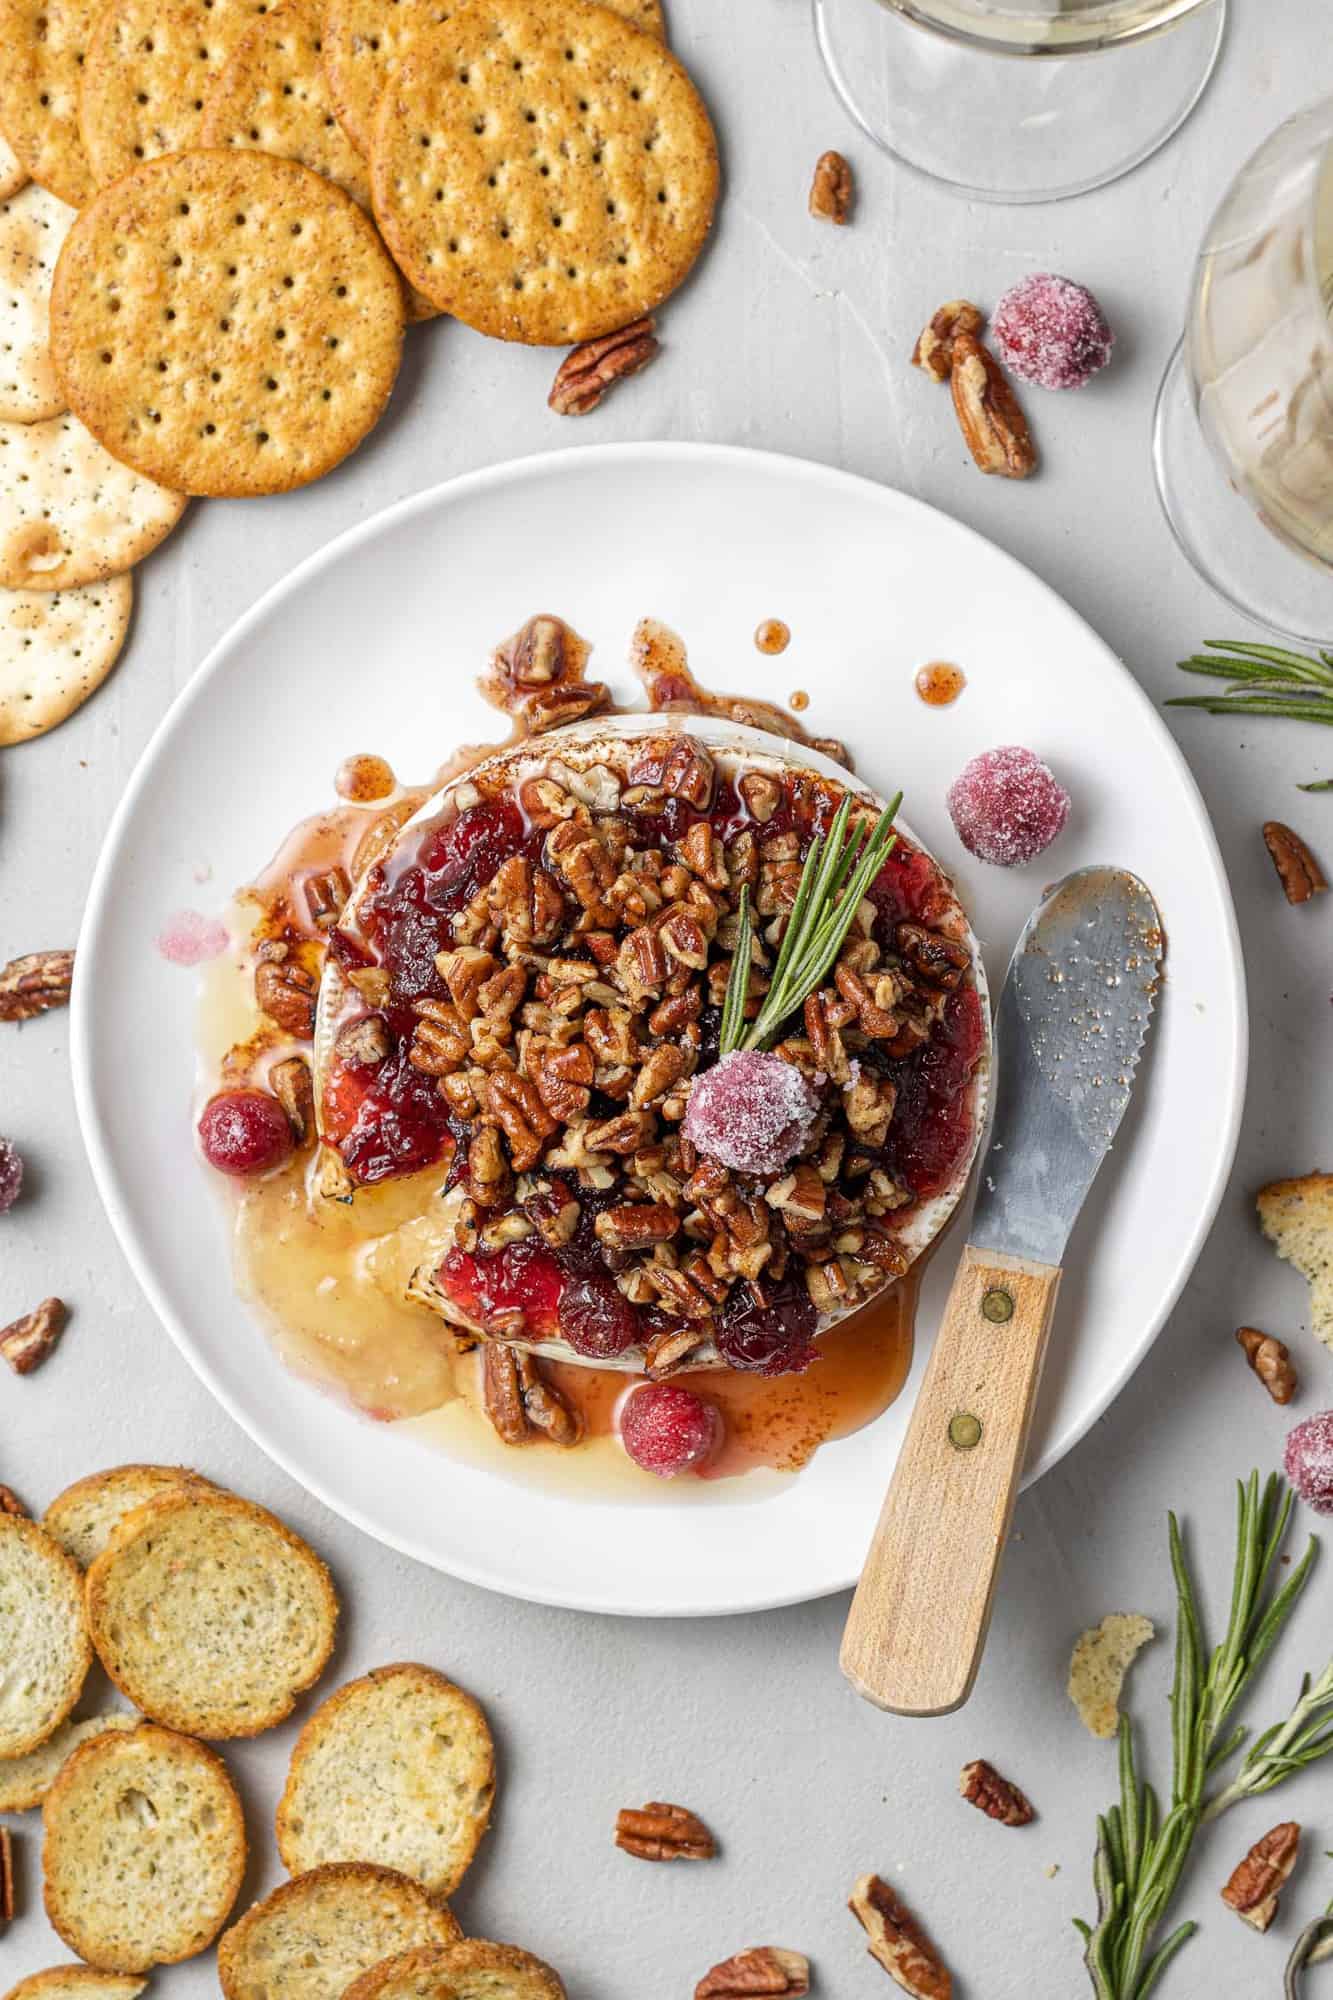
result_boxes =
[4,2,1333,1993]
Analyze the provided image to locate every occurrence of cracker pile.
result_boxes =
[1,1461,566,2000]
[0,0,716,741]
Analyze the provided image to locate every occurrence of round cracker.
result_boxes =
[0,184,76,423]
[43,1723,246,1972]
[0,414,185,590]
[0,128,29,202]
[344,1941,566,2000]
[0,573,132,743]
[43,1463,219,1567]
[0,1515,91,1758]
[323,0,662,160]
[50,149,405,497]
[199,0,437,322]
[218,1864,460,2000]
[0,0,98,207]
[2,1970,148,2000]
[369,0,717,344]
[276,1663,495,1899]
[79,0,277,188]
[0,1709,139,1811]
[85,1487,338,1739]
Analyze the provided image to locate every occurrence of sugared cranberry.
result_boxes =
[198,1089,293,1177]
[991,273,1114,392]
[0,1136,23,1214]
[683,1049,821,1176]
[620,1382,721,1478]
[1285,1411,1333,1515]
[558,1273,640,1359]
[946,745,1071,868]
[716,1279,820,1376]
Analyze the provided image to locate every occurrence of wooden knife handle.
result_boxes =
[840,1244,1062,1717]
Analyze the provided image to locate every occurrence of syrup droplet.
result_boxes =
[914,661,967,708]
[789,689,809,712]
[754,618,791,656]
[335,753,396,802]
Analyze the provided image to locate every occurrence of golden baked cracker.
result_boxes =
[0,129,29,202]
[1068,1613,1154,1739]
[80,0,276,187]
[0,183,77,423]
[50,149,405,498]
[0,415,186,591]
[369,0,717,344]
[0,0,99,207]
[199,0,438,323]
[0,572,133,743]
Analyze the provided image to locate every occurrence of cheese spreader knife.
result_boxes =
[840,866,1164,1716]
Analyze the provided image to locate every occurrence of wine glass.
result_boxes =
[1153,96,1333,643]
[812,0,1226,205]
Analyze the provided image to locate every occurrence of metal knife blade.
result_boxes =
[967,866,1164,1270]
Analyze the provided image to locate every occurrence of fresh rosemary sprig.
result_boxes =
[1167,639,1333,726]
[1286,1865,1333,1996]
[717,791,901,1058]
[1078,1474,1327,2000]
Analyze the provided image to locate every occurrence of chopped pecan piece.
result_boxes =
[628,737,715,809]
[895,922,969,989]
[950,333,1036,480]
[0,1826,13,1930]
[738,771,781,823]
[255,958,317,1037]
[482,1345,581,1446]
[467,1125,513,1208]
[1235,1325,1297,1405]
[531,1038,594,1121]
[696,1948,810,1998]
[631,1042,688,1109]
[849,1875,951,1999]
[809,149,853,224]
[303,867,350,929]
[269,1054,316,1144]
[912,300,984,384]
[336,1014,391,1068]
[549,316,660,416]
[484,1070,558,1173]
[616,1801,717,1862]
[644,1322,710,1378]
[1222,1821,1300,1932]
[0,1297,68,1376]
[0,1485,28,1517]
[0,949,74,1022]
[512,614,568,686]
[959,1760,1035,1826]
[596,1201,680,1249]
[1264,821,1327,905]
[410,998,470,1076]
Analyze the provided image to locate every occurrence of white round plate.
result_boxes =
[72,444,1246,1618]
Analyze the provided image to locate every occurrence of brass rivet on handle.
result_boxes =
[981,1287,1014,1324]
[948,1411,982,1450]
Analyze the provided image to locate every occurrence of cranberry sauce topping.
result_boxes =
[715,1275,820,1376]
[873,985,986,1199]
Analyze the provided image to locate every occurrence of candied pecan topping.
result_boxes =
[482,1344,581,1446]
[912,300,984,384]
[950,333,1036,480]
[1222,1821,1300,1932]
[0,1826,13,1930]
[0,949,74,1022]
[1264,821,1327,905]
[616,1801,717,1862]
[336,1015,391,1068]
[269,1054,316,1144]
[959,1760,1035,1826]
[696,1949,810,1998]
[0,1297,68,1375]
[255,958,317,1037]
[303,867,350,930]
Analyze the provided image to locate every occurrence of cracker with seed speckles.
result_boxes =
[0,0,99,207]
[1068,1612,1154,1739]
[50,149,405,497]
[324,0,662,162]
[0,184,77,423]
[369,0,716,345]
[0,130,29,202]
[0,414,185,590]
[200,0,439,322]
[80,0,277,187]
[0,572,132,743]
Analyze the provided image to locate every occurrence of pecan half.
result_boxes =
[616,1801,717,1862]
[512,615,567,686]
[0,1297,68,1375]
[696,1948,810,1998]
[950,333,1036,480]
[809,149,853,224]
[0,1485,28,1518]
[303,867,350,929]
[484,1070,557,1173]
[1263,821,1328,905]
[255,958,317,1037]
[482,1345,581,1446]
[1222,1820,1301,1932]
[269,1054,316,1145]
[959,1759,1035,1826]
[336,1014,391,1068]
[0,1826,13,1931]
[0,949,74,1022]
[549,317,660,416]
[849,1874,951,2000]
[1235,1325,1297,1405]
[912,300,984,384]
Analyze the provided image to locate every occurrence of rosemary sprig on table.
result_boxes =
[1078,1474,1333,2000]
[717,791,901,1057]
[1286,1869,1333,1997]
[1167,640,1333,726]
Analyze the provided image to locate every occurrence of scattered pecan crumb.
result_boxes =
[1263,822,1327,905]
[959,1759,1035,1826]
[0,1484,29,1517]
[696,1948,810,1998]
[0,949,75,1023]
[549,318,660,415]
[809,150,853,224]
[0,1297,68,1375]
[616,1800,717,1862]
[950,334,1036,480]
[0,1827,14,1930]
[1235,1325,1297,1405]
[1222,1820,1301,1932]
[849,1874,951,1999]
[912,301,984,384]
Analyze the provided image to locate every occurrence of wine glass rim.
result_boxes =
[879,0,1217,57]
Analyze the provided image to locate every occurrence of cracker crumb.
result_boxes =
[1068,1612,1154,1739]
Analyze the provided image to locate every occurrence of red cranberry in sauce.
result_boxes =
[198,1089,293,1177]
[620,1382,721,1478]
[557,1273,640,1358]
[716,1279,820,1376]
